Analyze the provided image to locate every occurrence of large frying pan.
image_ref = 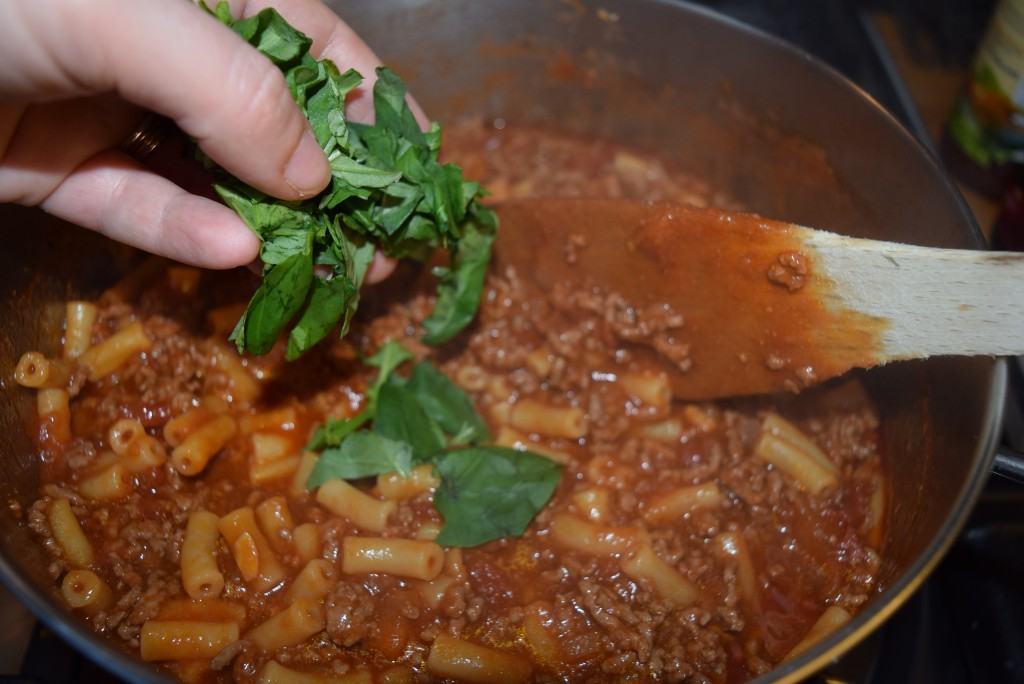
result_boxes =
[0,1,1012,681]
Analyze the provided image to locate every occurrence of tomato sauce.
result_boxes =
[21,119,885,683]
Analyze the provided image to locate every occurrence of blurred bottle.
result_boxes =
[945,0,1024,194]
[944,0,1024,247]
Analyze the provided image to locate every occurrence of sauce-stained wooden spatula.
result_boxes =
[495,199,1024,399]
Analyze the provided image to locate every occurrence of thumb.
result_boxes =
[53,0,331,200]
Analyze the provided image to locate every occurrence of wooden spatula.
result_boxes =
[494,199,1024,399]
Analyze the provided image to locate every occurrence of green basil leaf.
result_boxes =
[306,338,409,451]
[373,383,446,461]
[425,122,442,155]
[422,217,495,344]
[378,182,423,235]
[205,0,247,30]
[285,276,355,360]
[229,8,311,65]
[306,412,369,451]
[229,247,313,355]
[355,125,401,168]
[433,447,562,547]
[306,65,362,150]
[364,341,414,406]
[206,1,234,25]
[284,55,323,107]
[214,185,309,235]
[319,179,372,211]
[337,240,375,338]
[260,230,313,266]
[329,154,402,188]
[423,163,467,235]
[394,141,429,183]
[306,431,413,488]
[214,184,322,269]
[405,362,490,445]
[402,215,441,244]
[372,66,426,147]
[203,7,495,358]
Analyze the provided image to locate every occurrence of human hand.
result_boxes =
[0,0,421,282]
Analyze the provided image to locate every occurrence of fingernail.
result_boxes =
[284,130,329,197]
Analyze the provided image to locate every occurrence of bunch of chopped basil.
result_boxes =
[306,342,562,547]
[202,3,497,358]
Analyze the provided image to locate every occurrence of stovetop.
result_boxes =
[3,2,1023,683]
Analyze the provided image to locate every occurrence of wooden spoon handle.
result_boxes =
[801,228,1024,360]
[495,198,1023,399]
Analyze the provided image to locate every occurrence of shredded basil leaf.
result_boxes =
[305,340,412,451]
[203,2,497,358]
[404,362,490,445]
[306,431,413,487]
[230,8,310,64]
[285,276,354,361]
[364,341,415,407]
[302,341,561,546]
[305,412,368,453]
[422,210,496,345]
[433,447,563,547]
[229,243,313,355]
[373,383,446,461]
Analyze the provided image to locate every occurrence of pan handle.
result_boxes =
[995,356,1024,483]
[994,447,1024,483]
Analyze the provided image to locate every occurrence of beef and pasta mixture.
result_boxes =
[16,120,885,683]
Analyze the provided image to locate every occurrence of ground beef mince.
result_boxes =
[326,582,374,647]
[766,251,810,292]
[17,122,885,683]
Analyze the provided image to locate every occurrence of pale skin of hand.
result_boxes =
[0,0,425,282]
